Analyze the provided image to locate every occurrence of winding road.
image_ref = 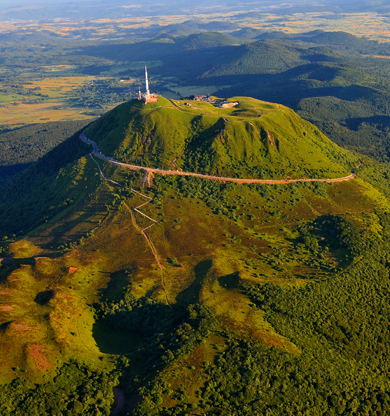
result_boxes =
[81,129,361,308]
[80,128,360,413]
[80,131,358,185]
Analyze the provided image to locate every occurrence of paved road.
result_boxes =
[81,130,357,185]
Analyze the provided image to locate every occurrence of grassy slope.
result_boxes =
[0,154,385,380]
[85,96,357,179]
[1,97,390,414]
[212,59,390,161]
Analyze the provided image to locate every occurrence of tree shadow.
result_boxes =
[176,259,213,305]
[98,268,135,302]
[0,164,31,184]
[92,319,142,355]
[34,290,55,305]
[344,115,390,132]
[0,321,12,334]
[218,271,240,289]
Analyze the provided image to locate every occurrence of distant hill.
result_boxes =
[201,41,312,76]
[78,31,242,65]
[147,20,240,38]
[0,29,62,44]
[256,29,390,56]
[146,21,203,38]
[200,21,240,31]
[177,32,242,49]
[229,28,265,39]
[195,41,344,78]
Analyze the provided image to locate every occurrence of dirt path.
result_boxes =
[125,202,169,305]
[84,130,361,307]
[81,131,359,185]
[90,154,169,305]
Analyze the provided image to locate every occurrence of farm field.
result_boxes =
[22,76,97,98]
[0,102,94,125]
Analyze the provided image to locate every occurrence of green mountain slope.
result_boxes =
[202,41,309,76]
[214,61,390,159]
[1,96,390,415]
[177,32,241,49]
[85,96,356,180]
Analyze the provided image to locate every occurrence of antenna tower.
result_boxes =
[145,66,150,97]
[141,66,158,104]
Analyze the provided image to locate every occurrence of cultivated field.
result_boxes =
[0,102,94,125]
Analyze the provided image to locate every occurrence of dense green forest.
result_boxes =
[0,362,116,416]
[0,120,91,183]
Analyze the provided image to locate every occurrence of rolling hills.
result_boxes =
[70,29,390,165]
[1,96,390,415]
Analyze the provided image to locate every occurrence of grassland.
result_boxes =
[1,141,386,413]
[86,96,358,181]
[22,76,96,98]
[0,152,379,376]
[0,97,387,415]
[0,76,99,126]
[0,102,95,125]
[0,74,142,130]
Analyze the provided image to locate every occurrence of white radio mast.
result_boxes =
[145,66,150,97]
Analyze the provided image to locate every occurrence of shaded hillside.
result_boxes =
[79,31,242,63]
[0,120,92,184]
[200,41,345,77]
[0,130,91,236]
